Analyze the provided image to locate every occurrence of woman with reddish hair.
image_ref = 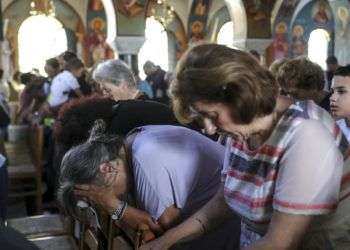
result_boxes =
[141,44,350,249]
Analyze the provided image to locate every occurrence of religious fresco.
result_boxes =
[330,0,350,65]
[86,0,113,66]
[272,22,289,59]
[273,0,299,27]
[278,0,298,17]
[187,0,212,45]
[244,0,275,38]
[312,0,331,26]
[337,6,349,37]
[271,0,300,60]
[291,24,306,57]
[115,0,146,36]
[271,0,336,60]
[116,0,145,18]
[291,0,334,57]
[167,14,188,60]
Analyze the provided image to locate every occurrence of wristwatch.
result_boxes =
[111,200,128,221]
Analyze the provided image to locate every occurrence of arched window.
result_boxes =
[217,21,234,47]
[138,17,168,79]
[308,29,330,70]
[18,15,67,75]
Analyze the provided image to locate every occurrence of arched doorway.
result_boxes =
[224,0,247,49]
[18,15,67,75]
[138,17,169,79]
[217,21,234,47]
[308,29,329,70]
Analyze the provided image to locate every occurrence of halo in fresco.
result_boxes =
[312,0,331,25]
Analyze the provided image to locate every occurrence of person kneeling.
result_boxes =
[58,121,239,249]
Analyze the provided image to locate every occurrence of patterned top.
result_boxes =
[337,119,350,143]
[221,101,349,247]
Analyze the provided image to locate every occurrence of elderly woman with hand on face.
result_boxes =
[140,44,348,250]
[58,120,240,249]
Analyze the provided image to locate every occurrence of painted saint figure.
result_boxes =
[273,22,289,60]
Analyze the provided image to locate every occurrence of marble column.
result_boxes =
[245,38,273,64]
[112,36,145,74]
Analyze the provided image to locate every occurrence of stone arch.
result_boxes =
[207,6,231,43]
[290,0,334,57]
[271,0,284,29]
[224,0,247,49]
[3,0,85,69]
[100,0,116,44]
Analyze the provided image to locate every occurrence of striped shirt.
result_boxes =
[222,101,349,246]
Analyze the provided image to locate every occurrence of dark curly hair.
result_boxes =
[54,95,116,150]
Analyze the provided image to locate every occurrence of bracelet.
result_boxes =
[194,217,207,234]
[111,200,128,221]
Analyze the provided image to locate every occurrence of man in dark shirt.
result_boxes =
[55,96,179,149]
[143,61,169,104]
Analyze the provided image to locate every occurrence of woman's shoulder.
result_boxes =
[279,100,335,131]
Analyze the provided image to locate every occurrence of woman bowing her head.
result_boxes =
[140,44,349,249]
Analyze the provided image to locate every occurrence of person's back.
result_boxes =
[137,79,153,99]
[110,100,178,136]
[145,66,169,104]
[48,70,80,108]
[126,125,224,221]
[127,125,239,250]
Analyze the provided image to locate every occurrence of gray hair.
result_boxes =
[57,120,124,219]
[92,59,136,87]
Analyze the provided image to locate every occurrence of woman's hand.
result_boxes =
[139,235,172,250]
[74,184,118,213]
[75,184,164,236]
[124,206,163,234]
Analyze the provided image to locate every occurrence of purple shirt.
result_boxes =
[126,125,224,220]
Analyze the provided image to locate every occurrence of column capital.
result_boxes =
[110,36,146,55]
[245,38,273,54]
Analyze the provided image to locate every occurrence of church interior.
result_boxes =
[0,0,350,249]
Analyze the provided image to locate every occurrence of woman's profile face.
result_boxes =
[100,157,129,196]
[192,101,251,139]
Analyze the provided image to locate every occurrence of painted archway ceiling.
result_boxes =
[3,0,341,40]
[243,0,277,38]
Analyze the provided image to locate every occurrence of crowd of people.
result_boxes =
[0,44,350,249]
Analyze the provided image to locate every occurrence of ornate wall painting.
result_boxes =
[116,0,145,18]
[86,0,113,66]
[273,22,289,60]
[312,0,331,26]
[187,0,212,45]
[291,24,306,57]
[337,6,349,37]
[245,0,275,38]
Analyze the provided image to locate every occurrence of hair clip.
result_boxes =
[77,200,89,209]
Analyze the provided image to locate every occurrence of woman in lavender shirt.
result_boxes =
[59,121,239,249]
